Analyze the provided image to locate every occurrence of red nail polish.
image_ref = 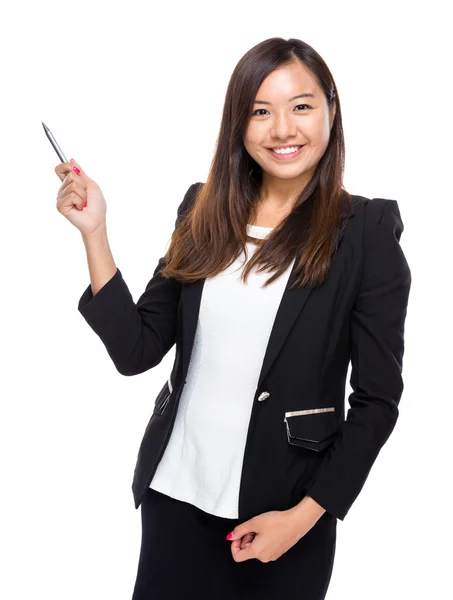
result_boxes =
[72,166,81,174]
[226,532,233,540]
[83,200,88,207]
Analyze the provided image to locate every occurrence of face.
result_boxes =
[243,60,336,194]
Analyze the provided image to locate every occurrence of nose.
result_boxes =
[270,113,297,141]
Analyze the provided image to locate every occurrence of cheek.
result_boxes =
[243,137,263,162]
[302,117,324,138]
[243,125,260,149]
[313,116,332,142]
[243,140,256,160]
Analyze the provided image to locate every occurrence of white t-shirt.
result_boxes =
[149,223,296,517]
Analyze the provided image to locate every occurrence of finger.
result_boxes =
[60,190,85,212]
[230,533,253,550]
[231,534,257,560]
[69,158,88,179]
[54,160,79,182]
[57,183,87,211]
[237,534,254,549]
[231,544,254,562]
[231,539,242,551]
[58,171,87,195]
[58,178,87,202]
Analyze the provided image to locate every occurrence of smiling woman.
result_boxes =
[72,36,411,600]
[159,38,348,290]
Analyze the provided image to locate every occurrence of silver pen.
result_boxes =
[42,121,68,163]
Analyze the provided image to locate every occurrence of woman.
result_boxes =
[55,37,411,600]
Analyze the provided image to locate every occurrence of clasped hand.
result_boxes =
[226,506,321,563]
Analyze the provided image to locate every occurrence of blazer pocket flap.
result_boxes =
[284,408,339,452]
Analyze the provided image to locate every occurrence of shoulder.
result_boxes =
[176,181,204,224]
[180,181,204,208]
[350,194,405,241]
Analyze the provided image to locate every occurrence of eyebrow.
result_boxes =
[253,93,316,105]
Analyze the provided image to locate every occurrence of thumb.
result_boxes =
[226,521,253,541]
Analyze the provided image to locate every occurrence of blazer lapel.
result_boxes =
[255,254,312,390]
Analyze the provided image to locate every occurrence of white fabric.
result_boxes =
[149,223,296,517]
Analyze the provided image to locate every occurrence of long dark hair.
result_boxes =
[161,37,352,289]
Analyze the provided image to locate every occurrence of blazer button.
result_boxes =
[257,391,270,402]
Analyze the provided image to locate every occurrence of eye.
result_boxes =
[252,108,269,116]
[251,104,312,116]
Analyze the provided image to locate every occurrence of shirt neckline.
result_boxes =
[246,223,275,239]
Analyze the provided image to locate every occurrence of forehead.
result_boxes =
[255,61,320,100]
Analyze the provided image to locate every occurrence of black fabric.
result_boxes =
[131,487,337,600]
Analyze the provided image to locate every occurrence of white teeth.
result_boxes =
[271,146,301,154]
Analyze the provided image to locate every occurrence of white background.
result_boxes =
[1,1,451,598]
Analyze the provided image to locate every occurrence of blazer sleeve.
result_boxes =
[305,198,412,521]
[77,182,201,376]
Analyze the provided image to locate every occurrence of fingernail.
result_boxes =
[83,200,88,207]
[72,166,81,174]
[226,532,233,540]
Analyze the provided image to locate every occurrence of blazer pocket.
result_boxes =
[153,377,173,415]
[284,407,339,452]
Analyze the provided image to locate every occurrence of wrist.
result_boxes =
[287,495,326,524]
[82,223,108,245]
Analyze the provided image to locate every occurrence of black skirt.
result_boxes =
[131,487,337,600]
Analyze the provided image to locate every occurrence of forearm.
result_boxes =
[82,224,117,296]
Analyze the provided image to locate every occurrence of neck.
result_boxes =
[259,172,311,209]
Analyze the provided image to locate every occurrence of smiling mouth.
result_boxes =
[266,145,305,160]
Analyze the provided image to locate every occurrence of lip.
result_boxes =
[266,145,305,160]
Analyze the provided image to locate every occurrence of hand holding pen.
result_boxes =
[54,158,107,236]
[42,121,107,237]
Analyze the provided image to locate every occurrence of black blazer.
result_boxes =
[78,182,411,522]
